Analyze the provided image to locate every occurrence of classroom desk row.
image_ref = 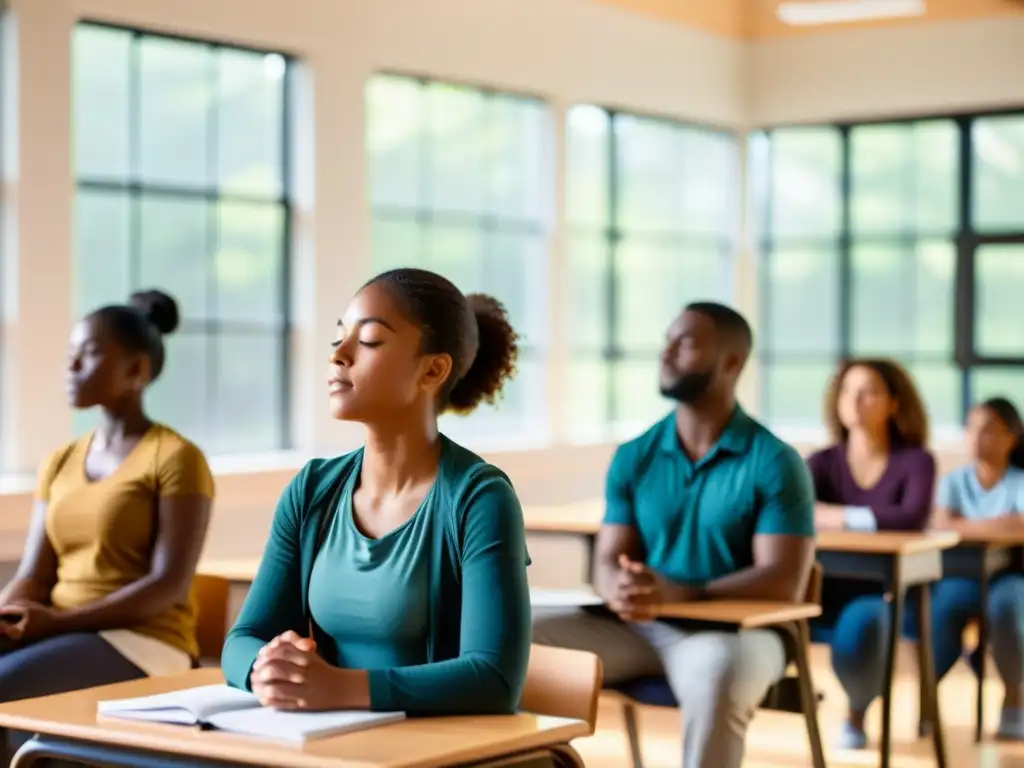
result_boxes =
[11,505,1013,768]
[0,593,819,767]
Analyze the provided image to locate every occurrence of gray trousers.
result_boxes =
[0,633,146,765]
[533,608,786,768]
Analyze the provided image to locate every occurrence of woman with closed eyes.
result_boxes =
[222,268,532,718]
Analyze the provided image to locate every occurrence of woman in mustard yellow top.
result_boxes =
[0,290,214,719]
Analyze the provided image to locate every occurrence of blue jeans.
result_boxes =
[929,574,1024,691]
[811,574,1024,715]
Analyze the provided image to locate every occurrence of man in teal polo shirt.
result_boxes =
[533,302,816,768]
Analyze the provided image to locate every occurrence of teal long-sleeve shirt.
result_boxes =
[221,437,532,715]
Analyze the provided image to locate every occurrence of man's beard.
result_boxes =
[660,369,714,404]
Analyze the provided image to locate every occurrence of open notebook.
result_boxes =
[97,684,405,744]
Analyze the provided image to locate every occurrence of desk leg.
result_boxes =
[915,584,948,768]
[880,585,905,768]
[976,559,991,743]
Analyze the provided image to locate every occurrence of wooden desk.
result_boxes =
[0,669,589,768]
[522,504,600,583]
[816,530,959,768]
[200,558,262,584]
[934,518,1024,742]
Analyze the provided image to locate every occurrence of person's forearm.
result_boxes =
[702,563,805,602]
[54,574,187,633]
[367,656,520,715]
[0,576,52,606]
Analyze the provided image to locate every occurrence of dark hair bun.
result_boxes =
[446,294,520,414]
[129,289,179,336]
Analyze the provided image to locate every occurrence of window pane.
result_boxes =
[566,356,610,440]
[908,362,962,435]
[763,245,839,355]
[148,332,209,444]
[73,26,131,180]
[850,240,955,356]
[366,75,423,208]
[975,244,1024,357]
[566,234,609,351]
[616,116,685,233]
[215,201,285,324]
[421,223,482,292]
[138,196,210,321]
[371,217,422,274]
[487,97,547,221]
[762,361,835,432]
[485,230,546,348]
[211,332,283,454]
[615,239,729,351]
[973,116,1024,231]
[915,121,959,232]
[971,367,1024,406]
[75,189,130,314]
[770,127,841,238]
[680,129,736,237]
[139,37,212,187]
[216,49,285,197]
[613,357,668,428]
[426,84,486,213]
[850,121,957,234]
[566,106,609,228]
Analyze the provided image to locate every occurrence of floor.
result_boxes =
[570,642,1024,767]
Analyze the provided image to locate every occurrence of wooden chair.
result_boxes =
[610,563,827,768]
[517,643,603,767]
[191,573,231,665]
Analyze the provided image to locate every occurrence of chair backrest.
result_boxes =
[519,644,603,733]
[805,561,824,606]
[192,573,230,660]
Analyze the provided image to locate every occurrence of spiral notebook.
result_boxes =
[97,684,405,744]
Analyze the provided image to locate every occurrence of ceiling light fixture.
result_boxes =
[776,0,927,26]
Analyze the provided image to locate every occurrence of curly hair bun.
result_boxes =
[128,289,180,336]
[446,294,520,414]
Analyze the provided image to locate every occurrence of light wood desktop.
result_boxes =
[0,669,589,768]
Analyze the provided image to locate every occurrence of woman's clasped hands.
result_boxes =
[251,630,369,711]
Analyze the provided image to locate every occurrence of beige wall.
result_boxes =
[2,2,1022,566]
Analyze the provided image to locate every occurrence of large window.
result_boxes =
[72,23,292,454]
[565,106,737,440]
[757,112,1024,438]
[366,74,550,442]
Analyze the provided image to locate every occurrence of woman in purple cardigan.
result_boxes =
[806,358,936,750]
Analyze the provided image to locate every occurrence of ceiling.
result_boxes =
[595,0,1024,38]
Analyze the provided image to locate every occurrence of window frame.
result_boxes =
[757,107,1024,431]
[365,71,552,442]
[568,105,738,430]
[73,20,295,452]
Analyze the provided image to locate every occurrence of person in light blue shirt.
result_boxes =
[933,396,1024,740]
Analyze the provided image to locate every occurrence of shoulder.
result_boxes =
[1004,467,1024,493]
[291,449,363,499]
[804,443,841,472]
[611,414,673,475]
[37,438,82,487]
[439,436,515,499]
[939,464,971,488]
[891,445,936,474]
[742,416,810,474]
[150,424,208,465]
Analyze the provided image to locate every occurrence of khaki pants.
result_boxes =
[532,608,785,768]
